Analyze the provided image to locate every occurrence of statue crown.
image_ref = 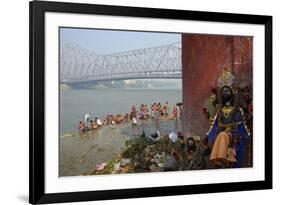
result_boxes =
[218,67,235,89]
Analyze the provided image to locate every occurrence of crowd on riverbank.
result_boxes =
[78,101,183,132]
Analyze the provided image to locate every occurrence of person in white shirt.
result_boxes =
[96,118,102,127]
[132,117,138,126]
[84,112,90,128]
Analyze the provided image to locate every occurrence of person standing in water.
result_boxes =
[84,112,91,128]
[172,106,178,120]
[164,101,170,116]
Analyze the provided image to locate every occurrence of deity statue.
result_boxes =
[206,68,251,168]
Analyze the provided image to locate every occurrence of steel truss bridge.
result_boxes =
[60,41,182,85]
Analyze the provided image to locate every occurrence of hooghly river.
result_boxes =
[59,88,183,176]
[60,88,182,135]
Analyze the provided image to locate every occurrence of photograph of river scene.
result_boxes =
[59,28,253,177]
[60,28,183,176]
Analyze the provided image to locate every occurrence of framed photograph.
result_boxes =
[29,0,272,204]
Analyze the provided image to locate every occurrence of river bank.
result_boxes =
[60,118,184,176]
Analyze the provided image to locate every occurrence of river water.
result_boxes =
[59,88,183,176]
[60,88,182,135]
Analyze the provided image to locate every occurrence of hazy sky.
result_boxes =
[60,27,181,54]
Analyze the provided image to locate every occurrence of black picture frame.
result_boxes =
[29,0,272,204]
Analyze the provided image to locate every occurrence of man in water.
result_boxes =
[96,117,102,127]
[164,101,170,116]
[84,112,90,128]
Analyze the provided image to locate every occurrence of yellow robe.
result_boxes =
[210,131,236,166]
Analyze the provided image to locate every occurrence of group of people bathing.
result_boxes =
[138,102,180,120]
[78,101,181,132]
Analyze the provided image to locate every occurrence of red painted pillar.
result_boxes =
[182,34,253,137]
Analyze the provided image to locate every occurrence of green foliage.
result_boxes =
[91,131,187,175]
[92,132,152,175]
[122,134,150,159]
[92,157,120,175]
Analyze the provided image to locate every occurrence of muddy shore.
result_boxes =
[59,118,183,176]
